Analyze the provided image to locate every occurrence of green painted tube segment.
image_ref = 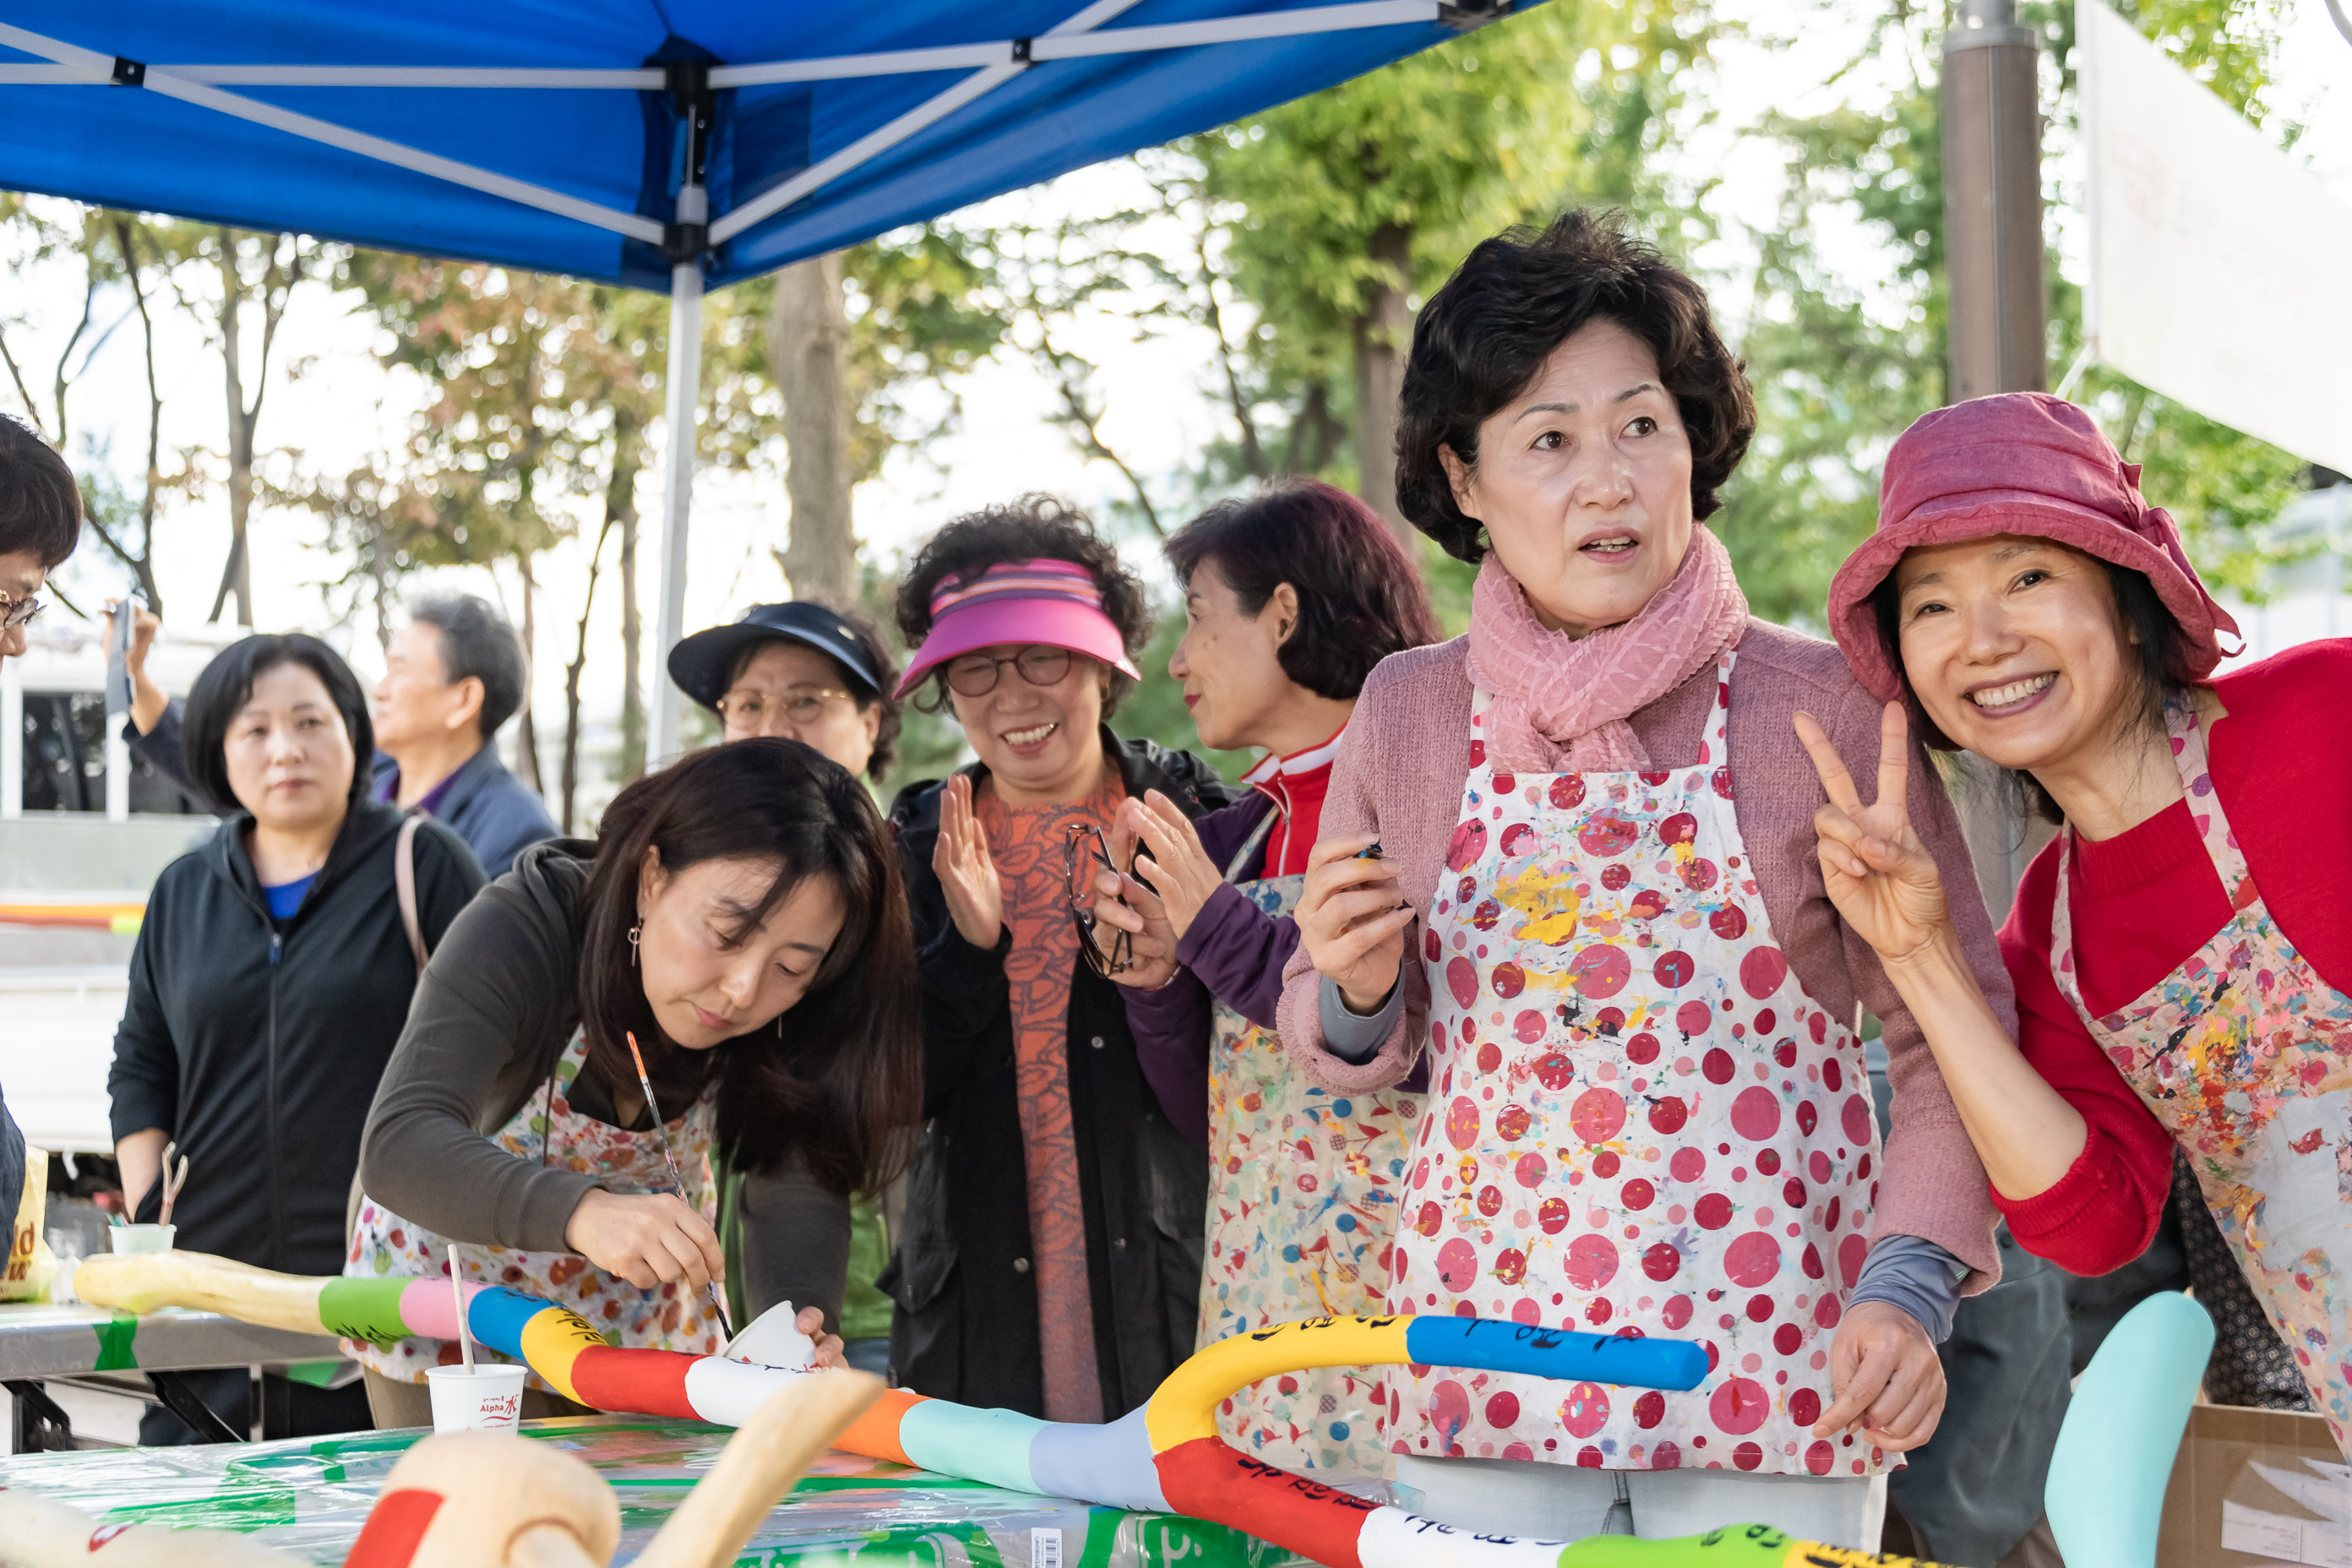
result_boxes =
[1559,1527,1946,1568]
[318,1277,414,1347]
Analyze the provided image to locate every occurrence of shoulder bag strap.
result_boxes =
[395,813,430,972]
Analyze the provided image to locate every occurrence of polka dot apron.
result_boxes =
[344,1028,725,1389]
[1201,808,1420,1478]
[2050,702,2352,1452]
[1391,651,1890,1478]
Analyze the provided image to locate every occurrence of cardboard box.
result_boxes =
[2161,1405,2352,1568]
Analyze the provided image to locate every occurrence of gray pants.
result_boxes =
[1391,1456,1886,1548]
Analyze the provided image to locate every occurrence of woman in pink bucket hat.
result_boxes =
[1805,390,2352,1453]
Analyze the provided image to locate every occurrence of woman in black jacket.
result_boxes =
[884,497,1235,1421]
[354,738,918,1426]
[108,634,485,1443]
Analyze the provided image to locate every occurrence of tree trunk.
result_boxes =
[560,515,615,835]
[513,553,544,798]
[614,419,647,783]
[767,252,858,599]
[210,233,257,626]
[1351,221,1414,544]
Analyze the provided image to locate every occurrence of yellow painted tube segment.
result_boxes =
[1145,1315,1413,1451]
[73,1252,329,1337]
[519,1303,612,1403]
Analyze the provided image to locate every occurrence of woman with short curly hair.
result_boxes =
[1273,211,2008,1543]
[885,496,1237,1421]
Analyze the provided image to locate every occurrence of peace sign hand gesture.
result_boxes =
[1792,701,1953,973]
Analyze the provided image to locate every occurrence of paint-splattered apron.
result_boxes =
[2050,702,2352,1451]
[345,1029,725,1391]
[1201,808,1420,1477]
[1390,651,1890,1478]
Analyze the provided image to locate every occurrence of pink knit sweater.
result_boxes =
[1274,619,2007,1287]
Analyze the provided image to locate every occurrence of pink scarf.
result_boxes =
[1465,525,1749,774]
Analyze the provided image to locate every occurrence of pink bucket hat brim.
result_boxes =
[1827,393,2240,706]
[896,559,1143,699]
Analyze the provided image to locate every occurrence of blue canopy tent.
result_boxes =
[0,1,1517,753]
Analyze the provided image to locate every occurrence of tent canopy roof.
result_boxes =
[0,0,1502,291]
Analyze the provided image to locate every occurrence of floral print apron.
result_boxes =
[1391,651,1890,1478]
[2050,702,2352,1450]
[1201,808,1420,1478]
[346,1029,725,1390]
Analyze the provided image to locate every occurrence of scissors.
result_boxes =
[158,1141,189,1225]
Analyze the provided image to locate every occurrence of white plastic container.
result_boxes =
[107,1224,176,1255]
[425,1363,527,1433]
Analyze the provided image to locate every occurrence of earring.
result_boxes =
[628,919,642,966]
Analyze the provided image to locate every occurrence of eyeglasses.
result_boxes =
[945,645,1072,698]
[0,591,42,631]
[717,685,855,728]
[1063,823,1134,977]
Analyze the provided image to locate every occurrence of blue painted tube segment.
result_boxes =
[1030,1403,1168,1514]
[897,1399,1049,1494]
[1403,1319,1707,1391]
[466,1286,557,1362]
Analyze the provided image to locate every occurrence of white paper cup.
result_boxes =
[108,1224,176,1255]
[425,1364,527,1433]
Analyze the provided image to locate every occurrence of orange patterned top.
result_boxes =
[974,765,1125,1423]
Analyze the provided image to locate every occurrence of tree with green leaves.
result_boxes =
[702,229,1005,592]
[1719,0,2309,628]
[1194,0,1711,531]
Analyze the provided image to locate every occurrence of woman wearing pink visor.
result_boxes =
[882,498,1238,1422]
[1806,391,2352,1451]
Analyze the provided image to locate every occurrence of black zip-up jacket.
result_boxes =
[882,729,1236,1418]
[108,801,484,1274]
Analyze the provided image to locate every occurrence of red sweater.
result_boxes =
[1994,639,2352,1272]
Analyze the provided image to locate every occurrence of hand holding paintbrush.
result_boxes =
[623,1032,736,1343]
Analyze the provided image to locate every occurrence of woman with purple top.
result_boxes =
[1086,480,1440,1476]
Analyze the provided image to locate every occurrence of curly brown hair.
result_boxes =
[1395,210,1757,563]
[892,495,1154,714]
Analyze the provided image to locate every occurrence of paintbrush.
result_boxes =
[447,1243,476,1372]
[623,1031,736,1343]
[158,1141,188,1226]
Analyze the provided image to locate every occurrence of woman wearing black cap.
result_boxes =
[668,598,902,783]
[669,597,907,1378]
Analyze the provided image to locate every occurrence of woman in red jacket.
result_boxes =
[1803,390,2352,1453]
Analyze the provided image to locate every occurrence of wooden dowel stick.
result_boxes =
[629,1369,884,1568]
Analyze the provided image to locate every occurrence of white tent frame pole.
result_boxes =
[710,63,1022,244]
[0,23,662,242]
[710,0,1151,244]
[652,238,705,767]
[1,0,1443,250]
[0,3,1436,90]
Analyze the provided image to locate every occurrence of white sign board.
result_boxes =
[2081,0,2352,476]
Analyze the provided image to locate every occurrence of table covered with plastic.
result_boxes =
[0,1414,1312,1566]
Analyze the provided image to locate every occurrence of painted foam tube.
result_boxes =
[0,1489,302,1567]
[84,1255,1822,1568]
[2042,1292,2214,1568]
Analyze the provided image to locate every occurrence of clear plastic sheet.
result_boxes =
[0,1414,1311,1567]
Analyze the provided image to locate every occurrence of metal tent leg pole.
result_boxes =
[651,254,704,766]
